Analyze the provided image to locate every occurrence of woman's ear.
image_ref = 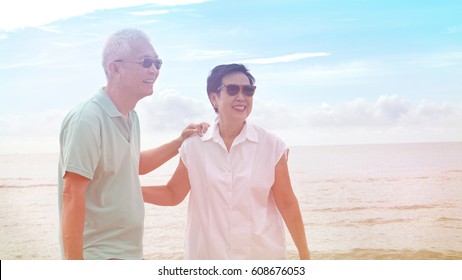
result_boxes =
[208,93,219,112]
[209,93,217,107]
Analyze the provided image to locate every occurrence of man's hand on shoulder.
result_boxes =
[180,122,210,142]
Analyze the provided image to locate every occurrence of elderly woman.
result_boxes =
[143,64,310,260]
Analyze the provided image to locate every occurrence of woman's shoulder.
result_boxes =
[181,134,204,149]
[248,122,284,143]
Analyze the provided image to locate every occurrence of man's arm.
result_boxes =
[272,156,311,260]
[139,123,209,175]
[142,159,191,206]
[61,171,90,260]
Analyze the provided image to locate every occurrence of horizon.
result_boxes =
[1,141,461,156]
[1,0,461,154]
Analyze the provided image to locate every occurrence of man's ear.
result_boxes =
[108,61,120,77]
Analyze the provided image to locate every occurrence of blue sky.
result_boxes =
[1,0,461,153]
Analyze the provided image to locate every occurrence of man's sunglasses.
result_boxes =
[114,58,163,70]
[217,84,256,97]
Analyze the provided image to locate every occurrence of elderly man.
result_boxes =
[58,29,207,260]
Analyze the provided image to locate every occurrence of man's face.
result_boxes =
[116,38,160,100]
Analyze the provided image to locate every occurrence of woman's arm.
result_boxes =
[272,156,311,260]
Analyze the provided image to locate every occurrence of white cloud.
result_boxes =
[0,110,66,154]
[0,48,84,70]
[137,89,214,132]
[34,25,63,33]
[1,94,460,154]
[181,49,239,60]
[239,52,330,65]
[256,60,380,86]
[0,110,65,138]
[0,0,209,31]
[302,95,462,128]
[415,51,462,68]
[129,10,170,16]
[252,95,462,145]
[135,92,462,146]
[448,25,462,34]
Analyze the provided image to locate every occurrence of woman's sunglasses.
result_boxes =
[114,58,163,70]
[217,84,256,97]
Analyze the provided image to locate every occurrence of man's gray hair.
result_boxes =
[102,28,151,79]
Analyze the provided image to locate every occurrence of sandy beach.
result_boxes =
[2,184,460,260]
[1,143,462,260]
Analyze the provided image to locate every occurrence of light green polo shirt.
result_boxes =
[58,88,144,259]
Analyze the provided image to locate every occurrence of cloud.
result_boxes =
[251,95,462,145]
[0,110,66,153]
[301,95,462,128]
[135,91,462,146]
[128,10,170,16]
[255,60,380,86]
[34,25,63,33]
[1,93,460,154]
[303,61,378,84]
[137,89,214,132]
[239,52,330,65]
[0,47,85,70]
[0,110,66,138]
[413,51,462,68]
[0,0,209,31]
[448,25,462,34]
[181,49,239,60]
[0,28,103,70]
[304,95,413,127]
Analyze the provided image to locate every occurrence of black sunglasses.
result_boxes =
[114,57,162,70]
[217,84,256,97]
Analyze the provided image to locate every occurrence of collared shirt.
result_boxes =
[58,88,144,260]
[179,120,288,259]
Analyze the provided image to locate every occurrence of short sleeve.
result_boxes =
[60,114,101,180]
[179,138,189,169]
[274,134,289,163]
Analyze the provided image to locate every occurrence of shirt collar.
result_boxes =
[202,117,259,144]
[95,87,126,118]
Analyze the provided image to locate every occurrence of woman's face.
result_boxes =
[211,71,254,123]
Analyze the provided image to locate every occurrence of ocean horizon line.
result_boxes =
[1,140,461,156]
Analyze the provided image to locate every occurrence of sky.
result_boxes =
[0,0,461,154]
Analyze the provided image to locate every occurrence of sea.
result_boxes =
[1,142,461,260]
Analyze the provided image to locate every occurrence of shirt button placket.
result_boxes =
[226,153,232,256]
